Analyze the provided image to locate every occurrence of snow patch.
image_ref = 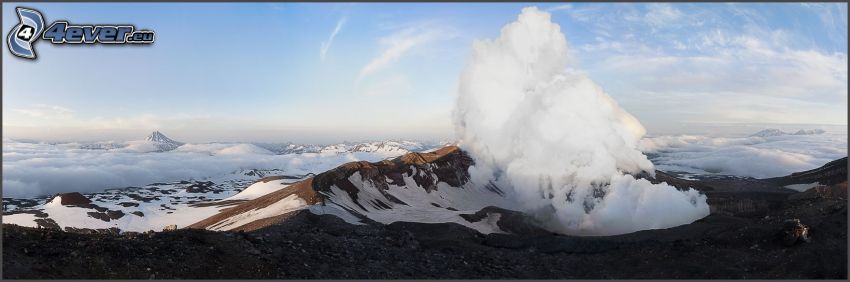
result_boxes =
[207,194,308,231]
[226,179,290,201]
[3,213,38,228]
[316,172,513,234]
[308,205,364,225]
[784,182,821,192]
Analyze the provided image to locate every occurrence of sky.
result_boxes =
[2,3,847,143]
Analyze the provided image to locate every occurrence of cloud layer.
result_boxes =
[640,129,847,178]
[2,141,399,198]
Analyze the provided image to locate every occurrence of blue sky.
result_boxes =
[2,3,847,143]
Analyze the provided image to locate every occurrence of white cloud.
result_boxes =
[320,17,346,62]
[807,3,848,45]
[573,8,848,127]
[358,24,446,80]
[546,4,572,12]
[640,129,847,178]
[1,140,399,198]
[597,36,847,103]
[12,104,74,119]
[645,3,682,27]
[561,5,601,23]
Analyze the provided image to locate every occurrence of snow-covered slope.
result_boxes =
[1,168,297,232]
[350,140,430,153]
[254,143,322,154]
[225,176,301,201]
[189,146,535,235]
[750,128,826,137]
[255,140,447,155]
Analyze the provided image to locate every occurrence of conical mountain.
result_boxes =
[145,131,183,151]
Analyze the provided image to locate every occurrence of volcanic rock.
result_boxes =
[48,192,91,206]
[780,219,811,246]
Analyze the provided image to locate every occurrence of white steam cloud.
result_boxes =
[453,7,709,236]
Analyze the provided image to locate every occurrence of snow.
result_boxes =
[3,213,38,228]
[1,168,296,232]
[472,213,504,234]
[34,191,230,232]
[226,179,290,201]
[751,128,826,137]
[784,182,821,192]
[207,194,308,231]
[320,144,350,154]
[316,172,513,234]
[216,144,273,155]
[44,196,62,207]
[308,205,364,225]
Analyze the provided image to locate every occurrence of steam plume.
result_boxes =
[453,7,709,235]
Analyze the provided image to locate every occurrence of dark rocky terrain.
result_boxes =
[3,152,847,279]
[4,185,846,278]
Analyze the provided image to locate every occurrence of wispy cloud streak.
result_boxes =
[320,17,347,62]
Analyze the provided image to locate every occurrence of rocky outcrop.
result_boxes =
[48,193,91,206]
[311,146,474,207]
[118,202,139,207]
[34,218,60,230]
[780,219,810,246]
[86,210,125,222]
[185,181,216,193]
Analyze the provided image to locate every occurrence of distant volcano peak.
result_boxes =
[146,131,178,143]
[144,131,183,151]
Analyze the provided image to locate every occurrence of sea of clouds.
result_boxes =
[640,129,847,179]
[1,141,396,199]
